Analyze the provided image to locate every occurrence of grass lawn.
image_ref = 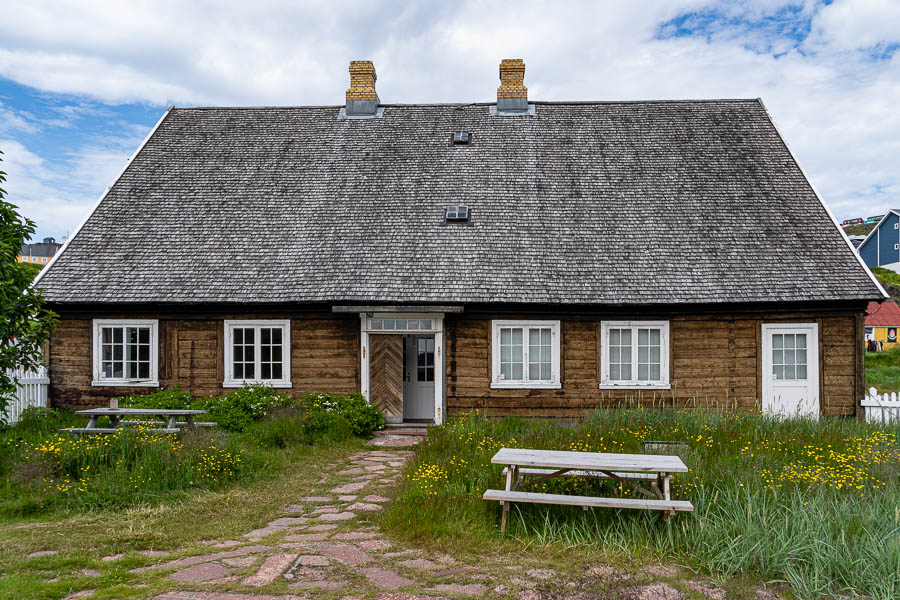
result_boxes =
[383,409,900,599]
[866,347,900,392]
[0,392,380,600]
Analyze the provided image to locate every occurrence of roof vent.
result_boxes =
[452,131,471,145]
[446,205,469,222]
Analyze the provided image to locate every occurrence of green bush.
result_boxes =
[302,391,385,438]
[120,385,294,432]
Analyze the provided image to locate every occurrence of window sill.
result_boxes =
[92,380,160,388]
[598,383,671,390]
[223,381,293,389]
[491,382,562,390]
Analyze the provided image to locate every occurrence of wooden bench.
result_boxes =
[59,427,181,436]
[484,489,694,513]
[120,420,218,428]
[486,448,693,533]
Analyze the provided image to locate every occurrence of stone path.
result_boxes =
[69,434,738,600]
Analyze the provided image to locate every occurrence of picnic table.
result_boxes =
[483,448,694,533]
[59,408,213,436]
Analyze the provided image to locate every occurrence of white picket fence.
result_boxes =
[2,366,50,425]
[860,387,900,424]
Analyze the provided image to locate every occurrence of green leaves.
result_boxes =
[0,150,58,417]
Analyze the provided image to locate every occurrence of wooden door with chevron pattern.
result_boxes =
[370,334,404,423]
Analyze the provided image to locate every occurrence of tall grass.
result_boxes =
[382,409,900,599]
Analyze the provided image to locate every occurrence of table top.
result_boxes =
[75,408,207,416]
[491,448,689,473]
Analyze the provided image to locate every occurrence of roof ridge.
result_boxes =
[172,98,762,111]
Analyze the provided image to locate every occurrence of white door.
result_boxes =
[761,323,819,418]
[403,335,435,421]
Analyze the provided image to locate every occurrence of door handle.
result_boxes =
[405,371,411,382]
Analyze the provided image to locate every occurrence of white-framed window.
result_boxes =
[92,319,159,387]
[599,321,670,389]
[224,320,292,388]
[491,320,561,389]
[41,257,47,262]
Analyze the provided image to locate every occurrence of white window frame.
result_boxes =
[599,321,671,389]
[223,319,292,388]
[490,320,561,389]
[92,319,159,387]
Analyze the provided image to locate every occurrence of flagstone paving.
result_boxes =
[31,436,747,600]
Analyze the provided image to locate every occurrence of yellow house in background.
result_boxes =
[866,301,900,350]
[18,238,62,268]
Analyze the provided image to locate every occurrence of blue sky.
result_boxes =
[0,0,898,241]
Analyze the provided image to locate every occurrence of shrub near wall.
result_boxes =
[119,386,294,432]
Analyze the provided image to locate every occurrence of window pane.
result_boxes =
[501,328,511,344]
[138,362,149,379]
[234,363,244,379]
[234,346,244,361]
[621,329,631,345]
[383,320,395,330]
[234,329,243,344]
[261,363,271,380]
[610,363,621,380]
[261,328,271,344]
[650,329,660,345]
[261,346,271,362]
[501,363,511,380]
[610,329,620,345]
[650,364,660,380]
[541,346,550,362]
[610,346,620,363]
[796,365,807,380]
[772,350,783,365]
[796,349,806,366]
[796,334,806,349]
[371,320,382,330]
[113,328,123,343]
[273,346,282,362]
[244,363,255,379]
[139,345,149,361]
[407,320,419,330]
[511,343,522,362]
[784,365,796,379]
[245,329,255,344]
[650,346,660,363]
[113,362,123,378]
[638,364,649,380]
[638,346,649,363]
[113,345,123,361]
[139,328,149,344]
[511,329,522,345]
[102,328,112,343]
[784,335,795,349]
[272,364,282,380]
[529,364,540,380]
[511,363,523,380]
[639,328,648,345]
[542,329,551,344]
[784,350,795,366]
[621,363,631,380]
[773,365,784,380]
[773,334,783,349]
[421,320,431,330]
[102,344,112,361]
[500,345,511,362]
[245,345,254,361]
[529,329,541,345]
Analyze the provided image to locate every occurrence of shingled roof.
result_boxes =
[36,99,884,305]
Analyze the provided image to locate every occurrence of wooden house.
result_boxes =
[34,59,885,423]
[857,210,900,272]
[865,301,900,350]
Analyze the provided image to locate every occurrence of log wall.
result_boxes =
[49,310,359,410]
[444,311,861,419]
[48,305,864,417]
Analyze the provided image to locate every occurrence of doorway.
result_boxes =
[761,323,819,418]
[403,334,435,421]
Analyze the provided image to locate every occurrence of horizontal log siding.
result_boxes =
[48,306,861,417]
[49,313,359,410]
[446,314,859,419]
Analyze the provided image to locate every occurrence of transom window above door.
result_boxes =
[224,320,291,388]
[92,319,159,386]
[599,321,670,389]
[368,318,433,331]
[491,320,561,389]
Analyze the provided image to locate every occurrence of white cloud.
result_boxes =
[0,0,898,228]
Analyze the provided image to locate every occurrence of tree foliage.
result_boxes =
[0,150,58,417]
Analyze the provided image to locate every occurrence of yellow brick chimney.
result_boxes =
[346,60,379,116]
[497,59,527,112]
